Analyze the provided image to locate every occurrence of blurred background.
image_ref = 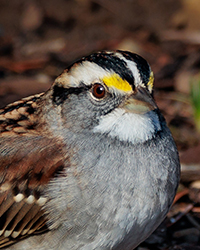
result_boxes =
[0,0,200,249]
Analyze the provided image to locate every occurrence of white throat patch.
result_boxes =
[93,109,161,144]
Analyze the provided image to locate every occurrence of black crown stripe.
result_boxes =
[120,51,151,86]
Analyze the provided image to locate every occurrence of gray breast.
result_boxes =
[43,123,179,250]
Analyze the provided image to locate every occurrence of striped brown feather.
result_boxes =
[0,96,68,248]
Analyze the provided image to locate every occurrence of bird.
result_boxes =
[0,50,180,250]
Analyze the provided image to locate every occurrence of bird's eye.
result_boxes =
[92,83,106,99]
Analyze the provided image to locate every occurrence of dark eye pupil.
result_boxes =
[92,83,106,99]
[96,86,104,94]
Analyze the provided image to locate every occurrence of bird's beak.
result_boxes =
[120,86,158,114]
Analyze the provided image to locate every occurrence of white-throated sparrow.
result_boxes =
[0,50,180,250]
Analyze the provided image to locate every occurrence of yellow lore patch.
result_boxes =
[102,74,132,92]
[147,71,154,93]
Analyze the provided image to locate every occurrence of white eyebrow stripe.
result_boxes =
[55,52,146,92]
[115,52,142,87]
[124,60,143,87]
[56,61,113,88]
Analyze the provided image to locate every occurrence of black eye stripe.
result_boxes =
[52,85,90,105]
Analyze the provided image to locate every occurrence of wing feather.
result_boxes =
[0,134,67,248]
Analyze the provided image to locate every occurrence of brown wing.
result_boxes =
[0,134,66,248]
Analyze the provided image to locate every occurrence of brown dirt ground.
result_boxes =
[1,0,200,249]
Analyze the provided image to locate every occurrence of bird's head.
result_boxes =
[50,50,161,144]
